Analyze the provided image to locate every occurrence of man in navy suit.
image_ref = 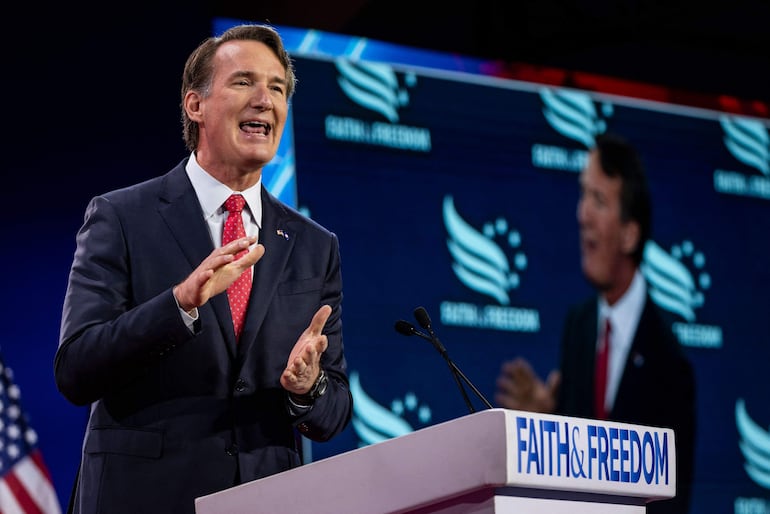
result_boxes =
[55,23,353,514]
[495,133,696,513]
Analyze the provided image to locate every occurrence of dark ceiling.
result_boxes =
[217,0,770,107]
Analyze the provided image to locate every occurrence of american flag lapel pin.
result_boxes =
[276,229,290,240]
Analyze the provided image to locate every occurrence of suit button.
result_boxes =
[225,444,239,456]
[297,423,309,433]
[235,379,247,392]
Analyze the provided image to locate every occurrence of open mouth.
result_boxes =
[239,121,271,135]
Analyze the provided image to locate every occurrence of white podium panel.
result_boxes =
[195,408,676,514]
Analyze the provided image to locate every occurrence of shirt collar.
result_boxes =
[185,152,263,228]
[599,269,646,347]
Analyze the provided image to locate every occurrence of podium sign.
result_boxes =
[195,408,675,513]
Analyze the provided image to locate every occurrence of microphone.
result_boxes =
[394,319,422,338]
[413,307,492,411]
[413,307,449,358]
[396,318,449,358]
[395,317,473,412]
[395,307,493,413]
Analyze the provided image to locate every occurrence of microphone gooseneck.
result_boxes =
[394,306,493,413]
[413,306,448,356]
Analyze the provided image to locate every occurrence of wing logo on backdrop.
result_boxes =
[713,115,770,200]
[641,240,722,348]
[531,87,612,172]
[348,370,430,447]
[324,58,432,152]
[735,398,770,492]
[439,195,540,332]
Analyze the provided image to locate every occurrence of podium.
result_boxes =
[195,408,676,513]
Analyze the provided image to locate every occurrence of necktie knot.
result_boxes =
[225,194,246,213]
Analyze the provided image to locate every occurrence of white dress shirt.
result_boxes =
[176,152,264,327]
[597,269,646,413]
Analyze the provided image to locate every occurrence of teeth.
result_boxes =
[239,121,270,134]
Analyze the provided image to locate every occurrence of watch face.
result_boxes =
[311,370,328,399]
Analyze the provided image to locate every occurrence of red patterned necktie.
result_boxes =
[594,317,612,420]
[222,194,252,340]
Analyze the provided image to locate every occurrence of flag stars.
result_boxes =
[6,424,20,440]
[0,354,58,512]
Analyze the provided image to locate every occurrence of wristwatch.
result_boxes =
[290,369,328,406]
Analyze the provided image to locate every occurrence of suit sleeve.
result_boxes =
[288,230,353,442]
[55,195,194,406]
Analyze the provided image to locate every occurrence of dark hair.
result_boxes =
[180,24,297,152]
[594,132,652,265]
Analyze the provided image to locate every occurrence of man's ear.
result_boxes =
[622,221,641,255]
[184,91,203,122]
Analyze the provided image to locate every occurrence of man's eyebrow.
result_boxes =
[230,70,286,86]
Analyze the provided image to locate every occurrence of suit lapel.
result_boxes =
[612,295,654,415]
[581,300,600,400]
[157,162,237,354]
[237,188,297,351]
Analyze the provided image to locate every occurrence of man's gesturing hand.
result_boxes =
[281,305,332,395]
[173,236,264,313]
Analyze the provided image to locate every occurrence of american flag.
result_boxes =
[0,353,61,514]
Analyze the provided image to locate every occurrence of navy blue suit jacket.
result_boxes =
[55,159,353,513]
[557,294,696,514]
